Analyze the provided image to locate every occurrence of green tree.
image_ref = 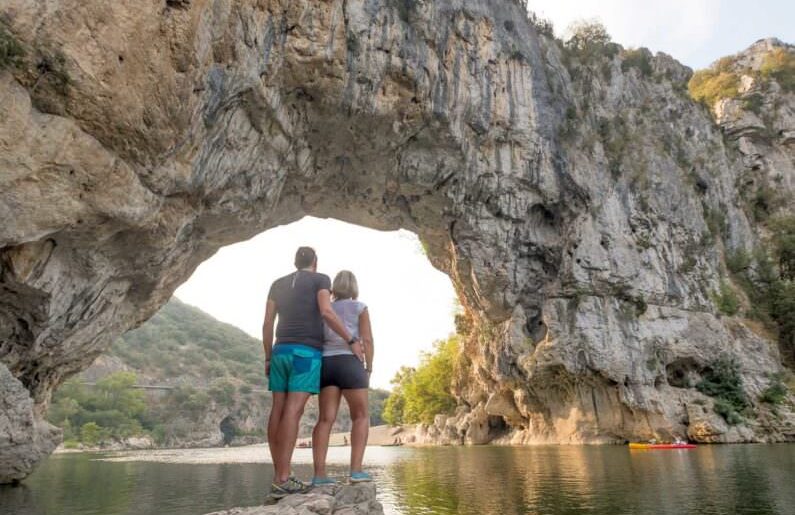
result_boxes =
[383,367,412,426]
[94,372,146,417]
[368,389,391,426]
[383,336,460,425]
[80,422,105,445]
[566,19,612,53]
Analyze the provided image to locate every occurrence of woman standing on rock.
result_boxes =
[311,270,374,484]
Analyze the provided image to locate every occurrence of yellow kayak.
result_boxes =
[629,442,696,449]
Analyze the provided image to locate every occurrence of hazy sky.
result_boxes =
[529,0,794,69]
[174,2,792,390]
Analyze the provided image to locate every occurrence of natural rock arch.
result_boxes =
[0,0,791,482]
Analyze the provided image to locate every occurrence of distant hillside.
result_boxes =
[106,297,267,389]
[52,298,389,449]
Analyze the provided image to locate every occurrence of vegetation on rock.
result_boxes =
[696,357,749,425]
[383,336,460,425]
[110,298,268,388]
[689,47,795,107]
[564,20,618,60]
[688,57,741,107]
[726,216,795,364]
[621,48,653,77]
[712,280,740,316]
[760,373,789,405]
[760,47,795,93]
[0,24,24,70]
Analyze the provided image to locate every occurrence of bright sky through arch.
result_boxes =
[175,217,457,390]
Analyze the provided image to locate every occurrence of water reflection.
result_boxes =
[2,445,794,515]
[379,445,795,515]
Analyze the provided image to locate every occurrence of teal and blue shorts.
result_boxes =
[269,343,322,394]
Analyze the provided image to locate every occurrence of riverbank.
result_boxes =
[296,425,406,448]
[55,425,405,454]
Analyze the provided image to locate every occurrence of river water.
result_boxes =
[2,444,794,514]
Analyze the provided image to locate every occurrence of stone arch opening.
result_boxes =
[174,215,459,390]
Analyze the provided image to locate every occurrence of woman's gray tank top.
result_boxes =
[322,299,367,357]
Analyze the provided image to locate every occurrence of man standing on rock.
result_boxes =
[262,247,364,497]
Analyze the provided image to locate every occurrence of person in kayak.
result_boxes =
[262,248,365,498]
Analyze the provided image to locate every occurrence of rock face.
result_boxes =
[0,363,60,483]
[0,0,793,481]
[204,483,383,515]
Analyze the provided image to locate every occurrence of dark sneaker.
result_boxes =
[349,471,373,483]
[270,477,309,498]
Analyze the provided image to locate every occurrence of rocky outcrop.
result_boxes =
[0,363,60,483]
[0,0,793,481]
[204,483,383,515]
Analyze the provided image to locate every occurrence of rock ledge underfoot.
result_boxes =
[204,483,383,515]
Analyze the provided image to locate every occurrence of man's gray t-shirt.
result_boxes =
[323,299,367,356]
[268,270,331,351]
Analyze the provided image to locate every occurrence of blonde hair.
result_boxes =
[332,270,359,300]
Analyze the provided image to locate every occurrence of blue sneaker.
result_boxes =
[311,476,338,487]
[349,471,373,483]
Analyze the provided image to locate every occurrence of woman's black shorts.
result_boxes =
[320,354,369,390]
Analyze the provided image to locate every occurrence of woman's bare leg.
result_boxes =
[342,388,369,473]
[312,386,341,478]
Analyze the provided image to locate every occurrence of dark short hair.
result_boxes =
[294,246,317,269]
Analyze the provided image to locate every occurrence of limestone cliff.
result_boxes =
[0,0,793,482]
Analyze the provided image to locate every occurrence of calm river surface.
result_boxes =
[2,444,794,515]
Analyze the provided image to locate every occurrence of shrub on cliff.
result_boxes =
[688,57,741,107]
[696,357,749,425]
[726,216,795,364]
[622,48,653,77]
[712,280,740,316]
[760,47,795,93]
[0,24,24,70]
[759,374,789,405]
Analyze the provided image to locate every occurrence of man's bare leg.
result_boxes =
[268,392,286,480]
[274,391,311,483]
